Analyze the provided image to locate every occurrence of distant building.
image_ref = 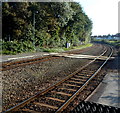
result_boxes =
[95,36,120,40]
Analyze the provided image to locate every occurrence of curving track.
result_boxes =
[1,44,99,71]
[2,44,113,113]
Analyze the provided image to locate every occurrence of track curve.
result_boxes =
[2,44,113,113]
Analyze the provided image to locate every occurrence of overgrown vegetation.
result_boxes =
[106,40,120,47]
[2,2,92,54]
[1,41,35,54]
[93,39,120,47]
[38,43,93,53]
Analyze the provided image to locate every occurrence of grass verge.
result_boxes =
[2,43,93,55]
[39,43,93,53]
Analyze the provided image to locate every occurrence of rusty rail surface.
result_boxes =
[1,44,98,71]
[3,45,113,113]
[1,55,60,71]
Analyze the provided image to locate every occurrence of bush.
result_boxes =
[2,40,35,55]
[2,41,19,54]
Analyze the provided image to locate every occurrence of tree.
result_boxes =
[2,2,31,41]
[2,2,93,51]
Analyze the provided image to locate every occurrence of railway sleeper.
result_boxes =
[33,102,59,109]
[68,80,83,84]
[71,77,86,82]
[50,91,72,97]
[53,87,76,95]
[58,87,77,92]
[20,108,42,113]
[46,93,68,100]
[45,97,65,103]
[74,75,90,78]
[63,83,81,88]
[78,73,92,76]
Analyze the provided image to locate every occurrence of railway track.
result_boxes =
[1,55,60,71]
[64,44,97,54]
[2,45,113,113]
[1,44,100,71]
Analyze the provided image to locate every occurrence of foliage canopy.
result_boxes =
[2,2,92,54]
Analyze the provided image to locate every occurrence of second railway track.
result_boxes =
[2,44,113,113]
[1,55,60,71]
[1,44,99,71]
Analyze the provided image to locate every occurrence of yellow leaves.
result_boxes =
[14,18,25,25]
[18,18,25,25]
[13,30,22,37]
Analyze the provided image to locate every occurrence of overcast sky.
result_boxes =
[75,0,119,36]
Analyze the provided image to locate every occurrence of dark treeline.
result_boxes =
[2,2,92,54]
[92,33,120,38]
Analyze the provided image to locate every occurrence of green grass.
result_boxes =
[93,39,120,47]
[106,40,120,47]
[72,43,93,49]
[41,47,65,53]
[1,43,93,55]
[39,43,93,53]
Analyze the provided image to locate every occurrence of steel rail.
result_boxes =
[1,56,61,71]
[55,46,113,113]
[1,44,99,71]
[2,55,51,66]
[65,44,97,54]
[3,45,108,113]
